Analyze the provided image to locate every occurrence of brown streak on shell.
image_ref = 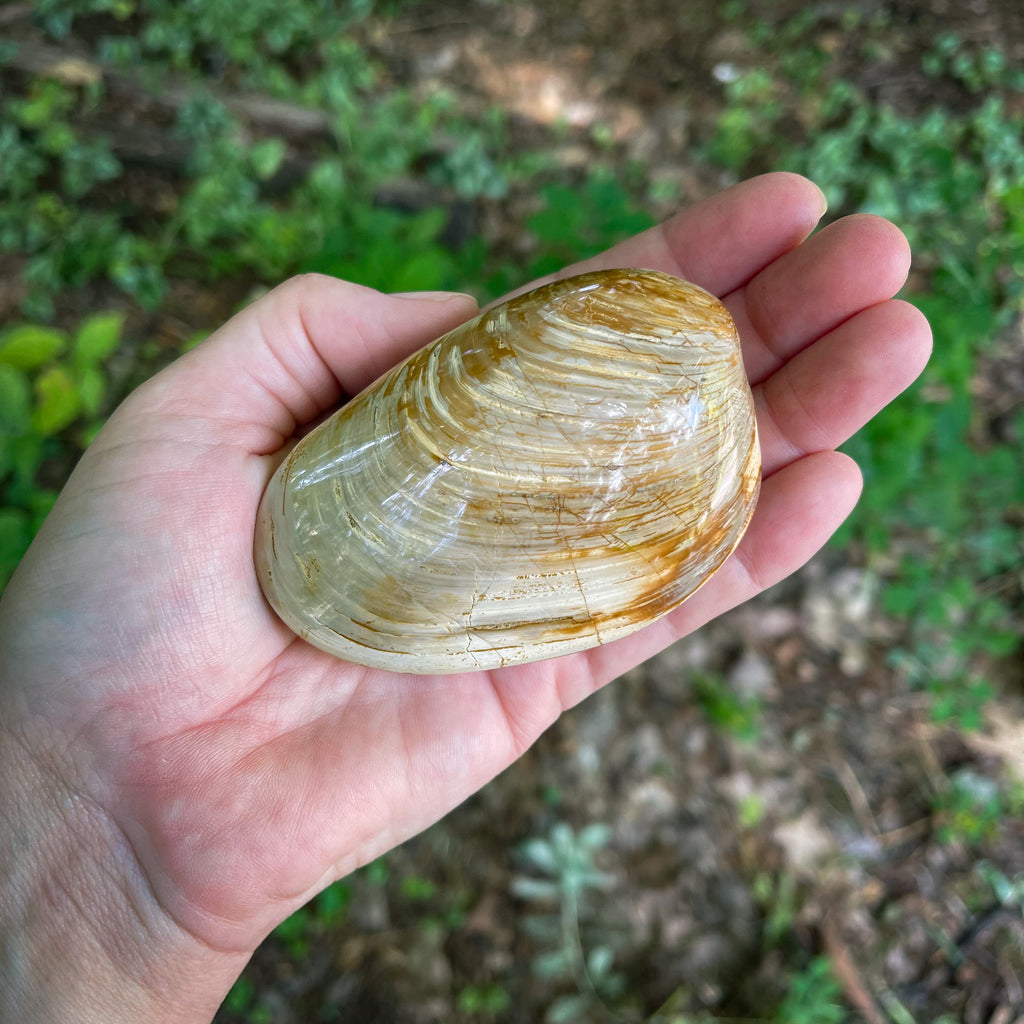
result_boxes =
[254,268,761,673]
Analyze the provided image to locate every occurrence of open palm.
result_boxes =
[0,174,930,1021]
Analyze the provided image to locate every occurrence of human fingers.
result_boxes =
[731,214,913,384]
[754,298,932,476]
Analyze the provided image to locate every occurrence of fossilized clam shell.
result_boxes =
[255,268,760,673]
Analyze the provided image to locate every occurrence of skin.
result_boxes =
[0,173,931,1022]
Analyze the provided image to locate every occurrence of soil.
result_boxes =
[4,0,1024,1020]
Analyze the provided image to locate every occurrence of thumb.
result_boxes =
[139,274,479,452]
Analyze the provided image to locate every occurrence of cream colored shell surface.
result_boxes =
[254,268,760,673]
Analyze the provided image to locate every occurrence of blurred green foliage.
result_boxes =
[457,982,512,1019]
[523,171,656,279]
[771,957,845,1024]
[933,768,1024,848]
[0,0,515,316]
[0,312,123,585]
[513,823,626,1024]
[709,18,1024,739]
[0,0,656,593]
[693,671,763,742]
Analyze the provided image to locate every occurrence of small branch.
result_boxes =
[911,715,947,796]
[876,817,930,848]
[6,39,333,139]
[834,759,881,840]
[0,3,31,27]
[821,911,886,1024]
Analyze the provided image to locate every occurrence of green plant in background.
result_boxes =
[932,768,1024,848]
[0,76,126,317]
[0,1,516,314]
[708,21,1024,732]
[512,822,626,1024]
[0,312,123,586]
[808,57,1024,732]
[523,170,656,282]
[974,859,1024,913]
[704,67,783,172]
[269,873,361,957]
[513,839,848,1024]
[33,0,385,89]
[772,956,845,1024]
[219,874,355,1015]
[301,204,463,293]
[753,870,799,950]
[456,982,512,1020]
[749,874,849,1024]
[693,671,763,742]
[220,975,273,1024]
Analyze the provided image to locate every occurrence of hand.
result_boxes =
[0,173,930,1022]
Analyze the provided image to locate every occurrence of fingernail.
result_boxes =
[814,183,829,216]
[393,290,478,304]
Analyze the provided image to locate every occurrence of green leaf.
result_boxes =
[223,975,255,1013]
[73,365,106,416]
[314,880,351,923]
[250,137,286,180]
[6,435,45,490]
[72,312,124,367]
[532,949,570,980]
[31,366,81,436]
[270,908,311,957]
[0,324,67,371]
[0,509,32,588]
[882,584,921,618]
[11,82,73,129]
[577,823,612,851]
[0,364,32,432]
[388,249,453,293]
[510,876,560,901]
[545,993,590,1024]
[27,489,58,530]
[519,838,559,874]
[400,875,437,901]
[586,944,615,978]
[457,983,510,1014]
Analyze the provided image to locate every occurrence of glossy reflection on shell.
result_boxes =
[255,268,760,673]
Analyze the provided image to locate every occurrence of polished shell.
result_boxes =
[254,268,760,673]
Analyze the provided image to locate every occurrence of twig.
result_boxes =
[876,817,931,848]
[821,910,886,1024]
[834,758,881,840]
[7,39,333,138]
[911,714,947,796]
[0,3,31,27]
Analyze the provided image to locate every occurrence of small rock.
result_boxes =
[618,777,679,847]
[623,722,670,778]
[727,649,777,699]
[773,811,836,875]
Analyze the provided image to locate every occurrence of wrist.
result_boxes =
[0,724,245,1024]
